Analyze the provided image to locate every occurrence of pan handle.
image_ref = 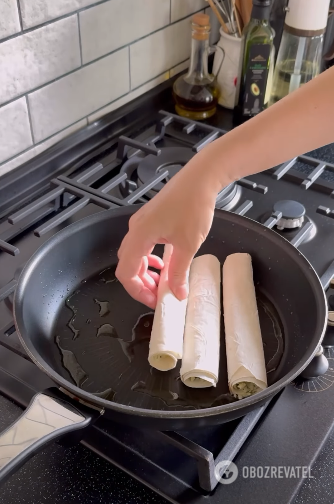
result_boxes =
[0,388,102,484]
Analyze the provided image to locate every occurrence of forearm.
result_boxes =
[193,65,334,190]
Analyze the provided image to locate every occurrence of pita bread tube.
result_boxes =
[222,253,267,399]
[180,255,221,388]
[148,245,188,371]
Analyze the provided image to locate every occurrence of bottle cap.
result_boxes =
[192,13,210,40]
[285,0,330,33]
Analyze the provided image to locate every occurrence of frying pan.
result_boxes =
[0,206,327,484]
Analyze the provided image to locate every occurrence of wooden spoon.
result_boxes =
[234,0,244,33]
[240,0,253,27]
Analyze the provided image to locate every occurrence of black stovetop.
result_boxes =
[1,81,334,504]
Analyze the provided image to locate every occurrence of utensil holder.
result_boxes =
[213,28,243,110]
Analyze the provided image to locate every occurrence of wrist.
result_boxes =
[189,135,242,193]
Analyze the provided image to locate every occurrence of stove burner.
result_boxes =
[295,348,334,392]
[137,147,192,190]
[273,200,306,230]
[120,146,240,209]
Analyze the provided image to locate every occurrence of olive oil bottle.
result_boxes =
[173,13,220,120]
[235,0,275,122]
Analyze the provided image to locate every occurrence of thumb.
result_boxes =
[168,245,194,300]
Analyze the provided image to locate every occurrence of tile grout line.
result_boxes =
[25,95,35,144]
[77,13,83,66]
[0,0,110,45]
[0,8,203,110]
[1,59,189,169]
[0,117,88,168]
[170,0,172,24]
[87,67,179,121]
[0,62,178,169]
[15,0,23,30]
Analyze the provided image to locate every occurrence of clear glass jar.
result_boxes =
[269,29,324,105]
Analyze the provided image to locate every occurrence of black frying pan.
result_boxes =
[0,206,327,484]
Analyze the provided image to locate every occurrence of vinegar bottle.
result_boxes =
[173,13,220,120]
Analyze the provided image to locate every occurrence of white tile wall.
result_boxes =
[28,48,129,142]
[130,17,192,89]
[19,0,100,29]
[171,0,207,23]
[88,72,170,123]
[0,0,21,40]
[80,0,170,64]
[0,98,32,164]
[0,1,222,176]
[170,59,190,78]
[0,16,80,105]
[0,119,87,177]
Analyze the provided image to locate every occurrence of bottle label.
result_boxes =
[242,44,271,116]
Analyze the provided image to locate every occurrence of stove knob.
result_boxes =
[273,200,305,231]
[300,346,329,380]
[322,322,334,347]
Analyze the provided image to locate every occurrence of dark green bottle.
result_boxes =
[235,0,275,121]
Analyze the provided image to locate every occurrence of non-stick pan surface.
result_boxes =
[13,206,327,428]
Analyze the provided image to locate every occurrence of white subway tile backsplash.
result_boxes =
[34,118,88,153]
[19,0,100,29]
[0,0,223,175]
[88,72,169,123]
[130,17,191,89]
[0,16,80,105]
[28,48,129,142]
[171,0,207,22]
[80,0,170,64]
[0,98,32,164]
[0,148,37,177]
[0,119,87,177]
[170,59,190,77]
[0,0,21,41]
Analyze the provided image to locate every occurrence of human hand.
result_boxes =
[116,161,220,308]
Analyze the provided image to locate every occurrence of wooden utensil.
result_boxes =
[233,0,243,35]
[207,0,230,34]
[240,0,253,27]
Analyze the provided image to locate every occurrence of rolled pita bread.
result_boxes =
[222,253,267,399]
[180,255,221,388]
[148,245,188,371]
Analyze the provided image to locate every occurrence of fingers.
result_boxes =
[147,270,160,285]
[117,232,154,278]
[147,254,164,270]
[116,271,157,309]
[168,245,195,301]
[116,234,162,308]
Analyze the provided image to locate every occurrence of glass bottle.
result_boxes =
[235,0,275,121]
[269,32,324,105]
[269,0,330,105]
[173,13,220,120]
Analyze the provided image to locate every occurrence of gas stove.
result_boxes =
[1,86,334,504]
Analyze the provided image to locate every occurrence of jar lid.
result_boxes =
[285,0,330,32]
[192,13,210,40]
